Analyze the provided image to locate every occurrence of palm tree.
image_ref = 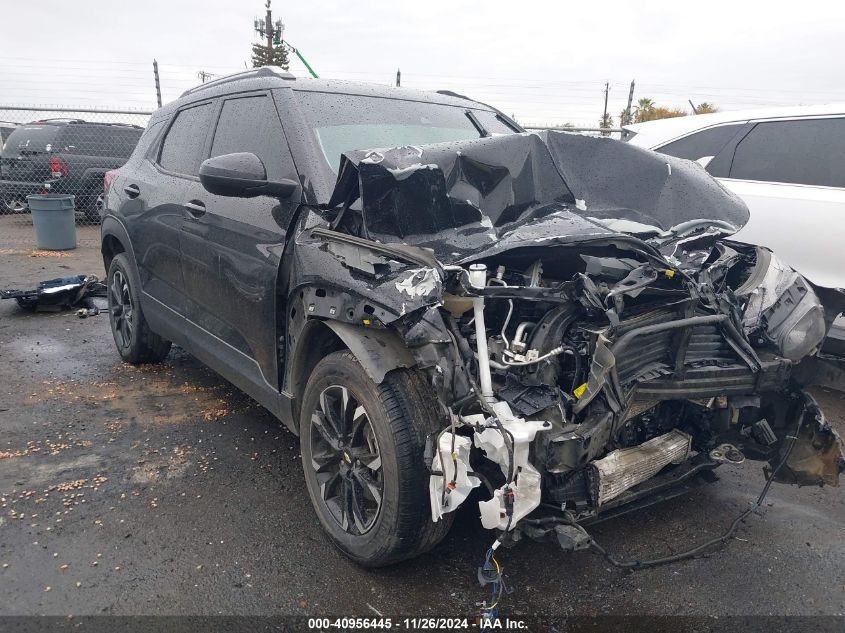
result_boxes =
[634,98,655,123]
[599,113,613,135]
[695,102,719,114]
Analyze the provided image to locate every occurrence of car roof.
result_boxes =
[624,102,845,148]
[167,66,493,115]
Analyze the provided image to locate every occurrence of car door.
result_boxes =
[718,117,845,291]
[179,90,300,391]
[125,101,215,314]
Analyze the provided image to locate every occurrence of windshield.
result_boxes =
[294,91,517,175]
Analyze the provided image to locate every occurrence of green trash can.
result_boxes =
[27,194,77,250]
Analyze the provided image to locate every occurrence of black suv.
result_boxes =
[1,119,142,219]
[102,67,843,567]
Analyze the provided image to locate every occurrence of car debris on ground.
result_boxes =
[1,274,106,314]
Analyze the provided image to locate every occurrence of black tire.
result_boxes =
[81,189,103,224]
[107,253,171,364]
[300,351,453,567]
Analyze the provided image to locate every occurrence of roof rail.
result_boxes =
[180,66,295,98]
[436,89,473,101]
[32,118,87,124]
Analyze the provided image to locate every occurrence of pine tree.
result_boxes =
[251,42,289,69]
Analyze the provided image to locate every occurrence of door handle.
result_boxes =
[184,200,206,217]
[123,184,140,198]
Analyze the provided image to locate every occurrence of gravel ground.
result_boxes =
[0,215,843,620]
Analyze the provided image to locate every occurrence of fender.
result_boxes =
[322,321,416,384]
[100,214,137,266]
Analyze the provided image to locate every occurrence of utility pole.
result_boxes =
[396,69,401,87]
[601,81,609,135]
[688,99,699,114]
[197,71,213,83]
[152,59,162,108]
[624,79,635,126]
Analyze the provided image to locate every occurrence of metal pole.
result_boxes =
[688,99,699,114]
[396,68,401,87]
[153,59,162,108]
[602,82,609,135]
[292,47,318,78]
[624,80,635,125]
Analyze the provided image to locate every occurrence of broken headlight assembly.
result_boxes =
[739,249,827,361]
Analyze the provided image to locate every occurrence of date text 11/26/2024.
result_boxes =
[307,617,528,630]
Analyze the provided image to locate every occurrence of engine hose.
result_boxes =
[445,316,516,485]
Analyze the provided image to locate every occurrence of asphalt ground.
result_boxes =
[0,214,843,624]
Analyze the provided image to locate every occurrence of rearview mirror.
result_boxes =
[199,152,298,199]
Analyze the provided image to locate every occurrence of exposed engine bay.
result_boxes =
[424,241,841,539]
[307,130,845,549]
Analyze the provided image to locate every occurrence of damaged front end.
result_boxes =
[308,131,844,549]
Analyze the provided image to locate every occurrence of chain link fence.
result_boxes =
[0,106,151,227]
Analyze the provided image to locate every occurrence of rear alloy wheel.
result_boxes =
[107,253,172,364]
[109,269,134,351]
[300,351,454,566]
[3,198,27,213]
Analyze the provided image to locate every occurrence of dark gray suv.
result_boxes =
[101,67,843,567]
[1,119,142,218]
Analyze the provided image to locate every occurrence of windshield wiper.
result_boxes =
[465,110,489,138]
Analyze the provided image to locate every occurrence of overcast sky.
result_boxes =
[3,0,845,126]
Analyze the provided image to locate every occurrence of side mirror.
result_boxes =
[199,152,298,199]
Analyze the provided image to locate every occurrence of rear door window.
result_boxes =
[728,118,845,188]
[656,124,745,162]
[209,94,287,179]
[158,103,214,176]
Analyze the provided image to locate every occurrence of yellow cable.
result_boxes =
[487,556,502,609]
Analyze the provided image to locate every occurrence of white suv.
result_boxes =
[624,104,845,352]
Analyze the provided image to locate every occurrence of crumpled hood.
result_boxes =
[325,130,750,265]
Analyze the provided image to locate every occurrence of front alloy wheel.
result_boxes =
[299,351,454,566]
[310,385,384,535]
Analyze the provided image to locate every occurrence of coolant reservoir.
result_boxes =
[442,293,474,317]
